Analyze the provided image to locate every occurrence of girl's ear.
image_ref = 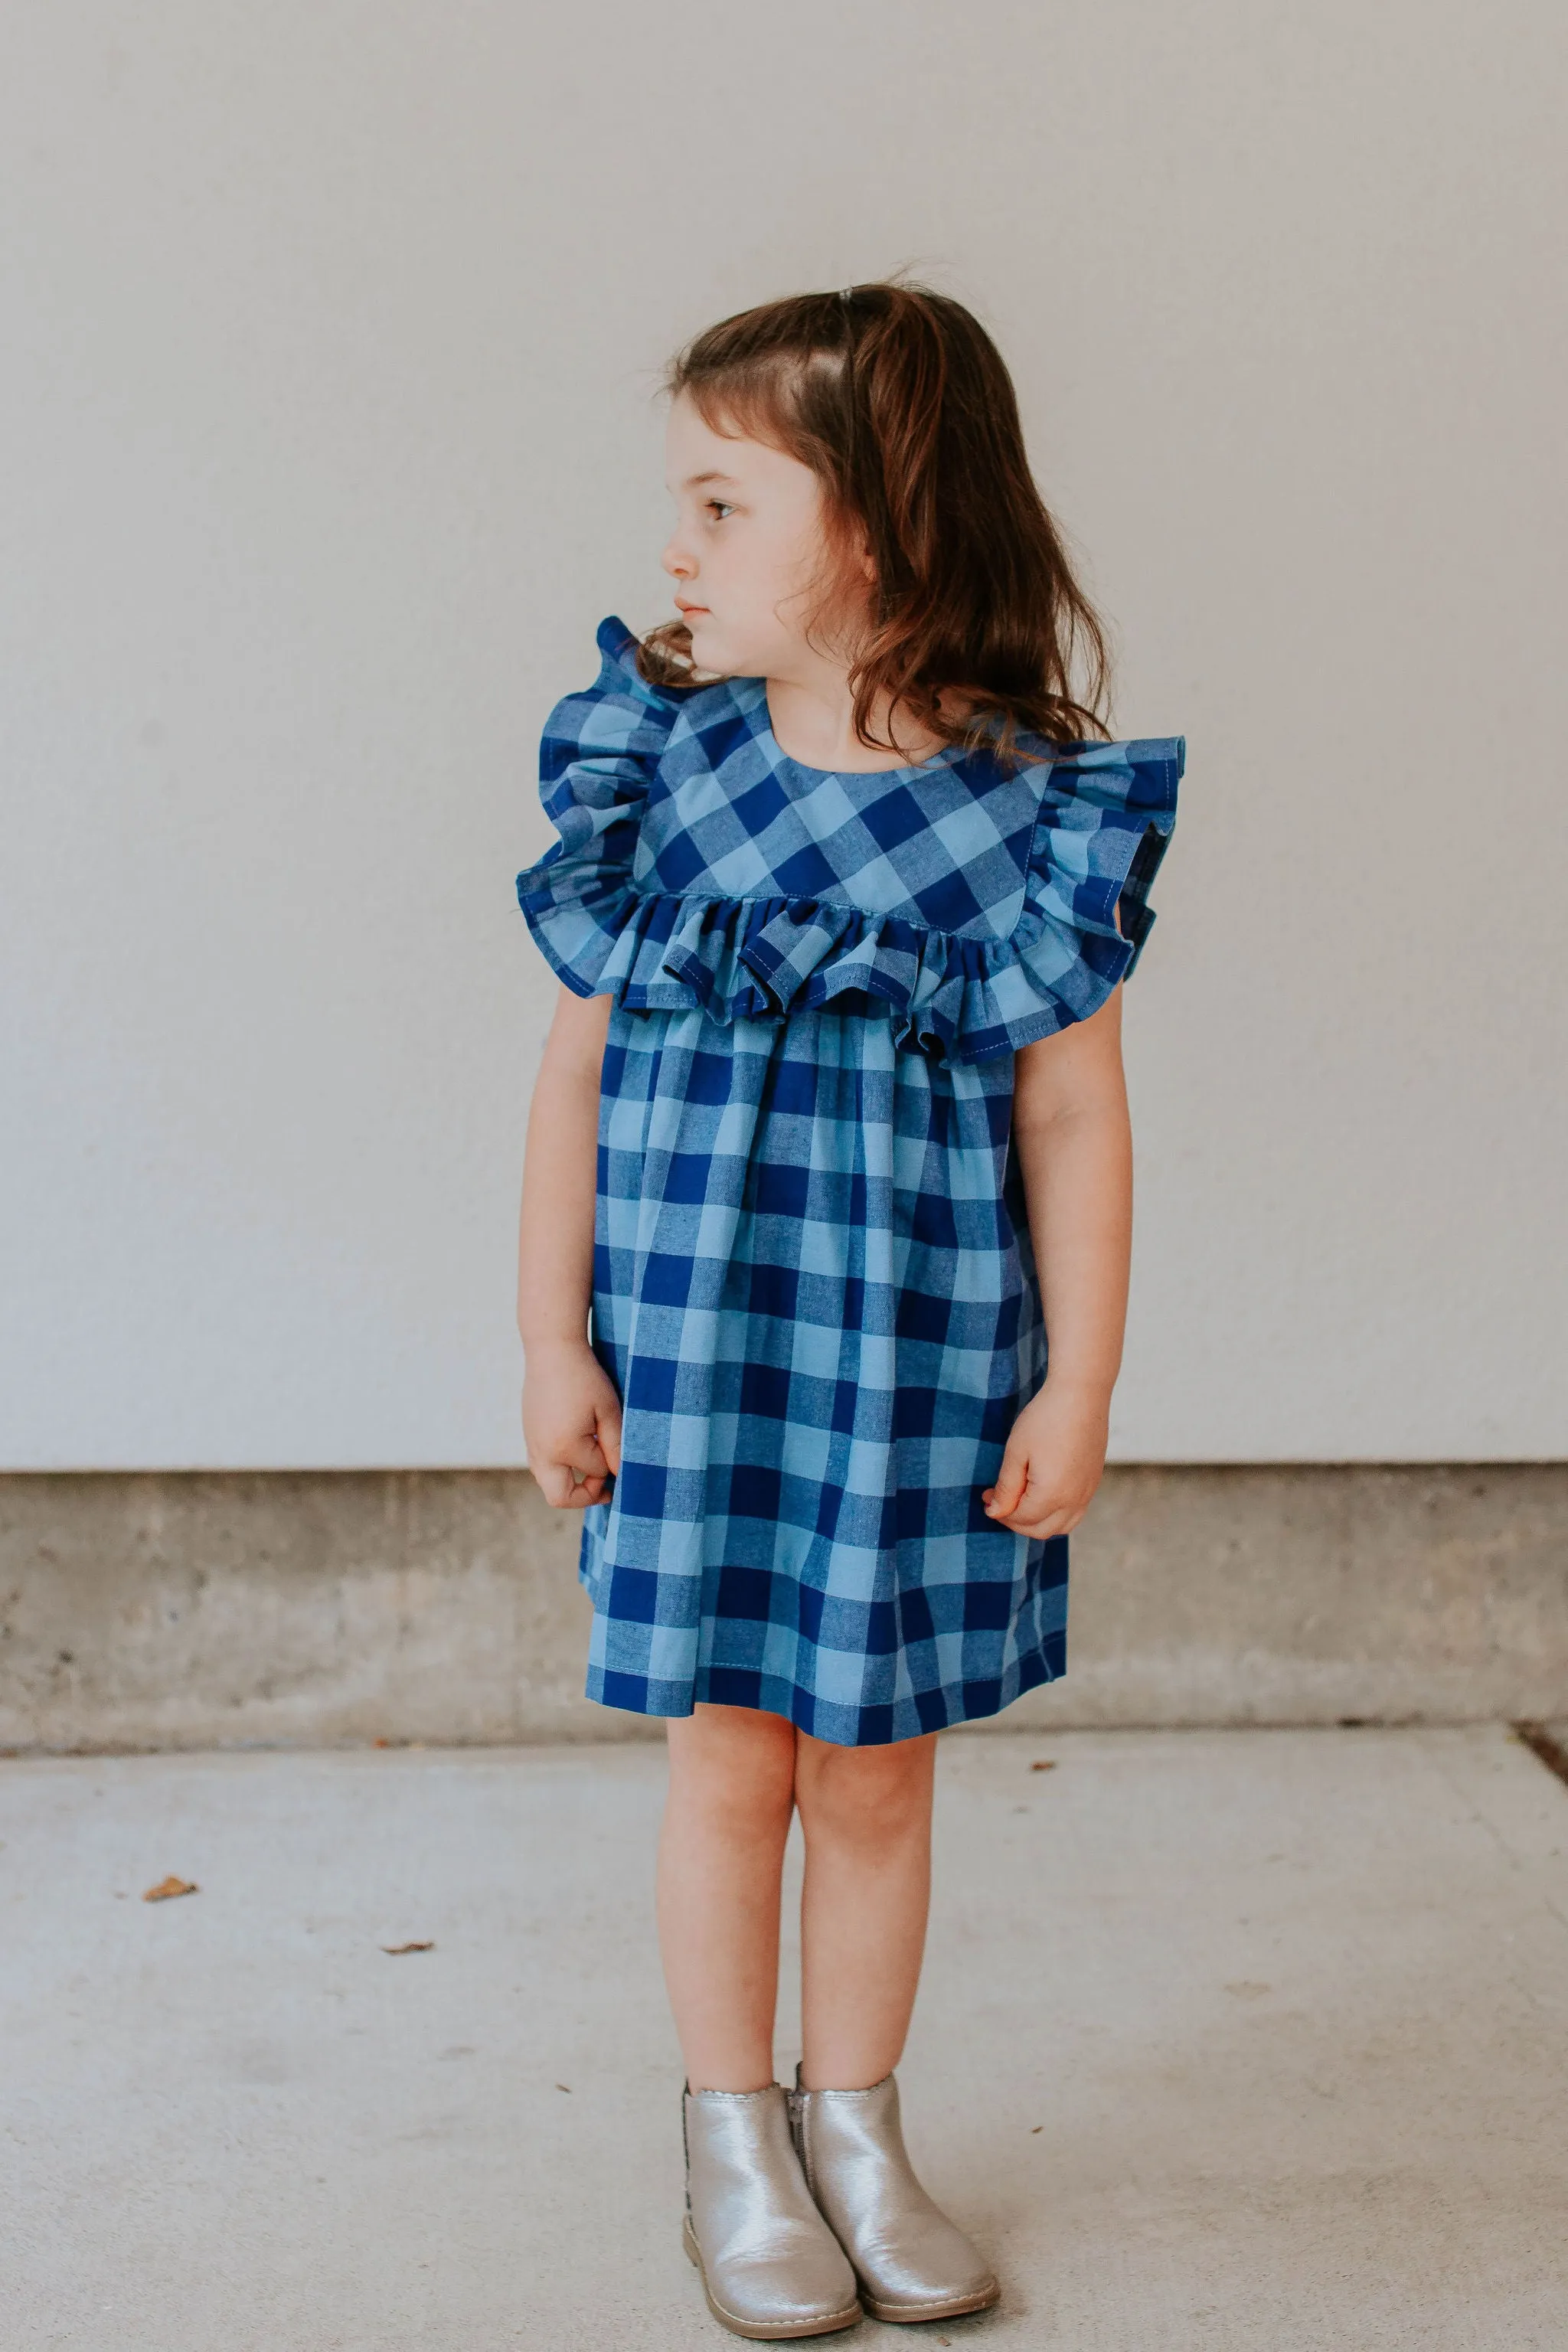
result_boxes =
[832,501,876,586]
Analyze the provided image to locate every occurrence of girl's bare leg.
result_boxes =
[658,1703,799,2092]
[794,1729,938,2089]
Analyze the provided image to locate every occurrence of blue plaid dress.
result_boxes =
[518,618,1182,1746]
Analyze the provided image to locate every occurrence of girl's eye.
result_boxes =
[705,500,735,521]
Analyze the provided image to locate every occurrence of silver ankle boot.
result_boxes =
[683,2084,862,2341]
[789,2069,1000,2324]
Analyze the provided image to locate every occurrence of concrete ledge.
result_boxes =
[1,1465,1565,1752]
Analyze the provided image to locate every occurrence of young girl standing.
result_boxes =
[516,283,1181,2339]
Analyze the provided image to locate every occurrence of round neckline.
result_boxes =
[760,684,964,785]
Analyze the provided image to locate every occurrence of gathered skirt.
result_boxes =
[578,1000,1066,1746]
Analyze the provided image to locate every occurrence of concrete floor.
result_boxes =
[5,1729,1568,2351]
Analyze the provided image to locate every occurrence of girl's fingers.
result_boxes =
[596,1401,623,1478]
[565,1452,608,1501]
[993,1497,1081,1540]
[535,1461,573,1508]
[536,1439,613,1510]
[983,1444,1031,1518]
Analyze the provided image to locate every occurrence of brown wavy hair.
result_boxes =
[639,281,1110,756]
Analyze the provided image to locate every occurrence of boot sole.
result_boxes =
[862,2278,1001,2324]
[682,2213,863,2340]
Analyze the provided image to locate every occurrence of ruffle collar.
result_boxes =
[516,619,1182,1063]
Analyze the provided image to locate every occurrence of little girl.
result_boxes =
[516,283,1181,2339]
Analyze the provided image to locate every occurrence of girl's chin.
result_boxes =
[682,619,735,674]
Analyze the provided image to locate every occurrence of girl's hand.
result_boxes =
[523,1341,624,1509]
[982,1380,1111,1540]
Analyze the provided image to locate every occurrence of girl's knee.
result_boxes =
[667,1704,798,1824]
[795,1730,936,1845]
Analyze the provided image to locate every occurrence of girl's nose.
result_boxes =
[662,534,695,581]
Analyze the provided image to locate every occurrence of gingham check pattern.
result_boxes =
[584,1004,1065,1744]
[517,620,1182,1744]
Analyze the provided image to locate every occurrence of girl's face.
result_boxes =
[662,392,862,681]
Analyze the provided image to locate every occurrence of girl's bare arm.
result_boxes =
[517,986,623,1508]
[982,987,1132,1539]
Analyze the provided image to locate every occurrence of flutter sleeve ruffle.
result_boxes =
[518,623,1181,1061]
[514,616,683,998]
[948,736,1184,1060]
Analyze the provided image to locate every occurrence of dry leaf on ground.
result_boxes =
[1029,1759,1057,1772]
[381,1939,434,1955]
[142,1875,198,1902]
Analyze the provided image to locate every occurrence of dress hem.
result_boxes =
[581,1642,1066,1749]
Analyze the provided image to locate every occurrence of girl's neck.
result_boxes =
[764,665,946,774]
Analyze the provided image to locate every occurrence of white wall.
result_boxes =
[2,0,1563,1469]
